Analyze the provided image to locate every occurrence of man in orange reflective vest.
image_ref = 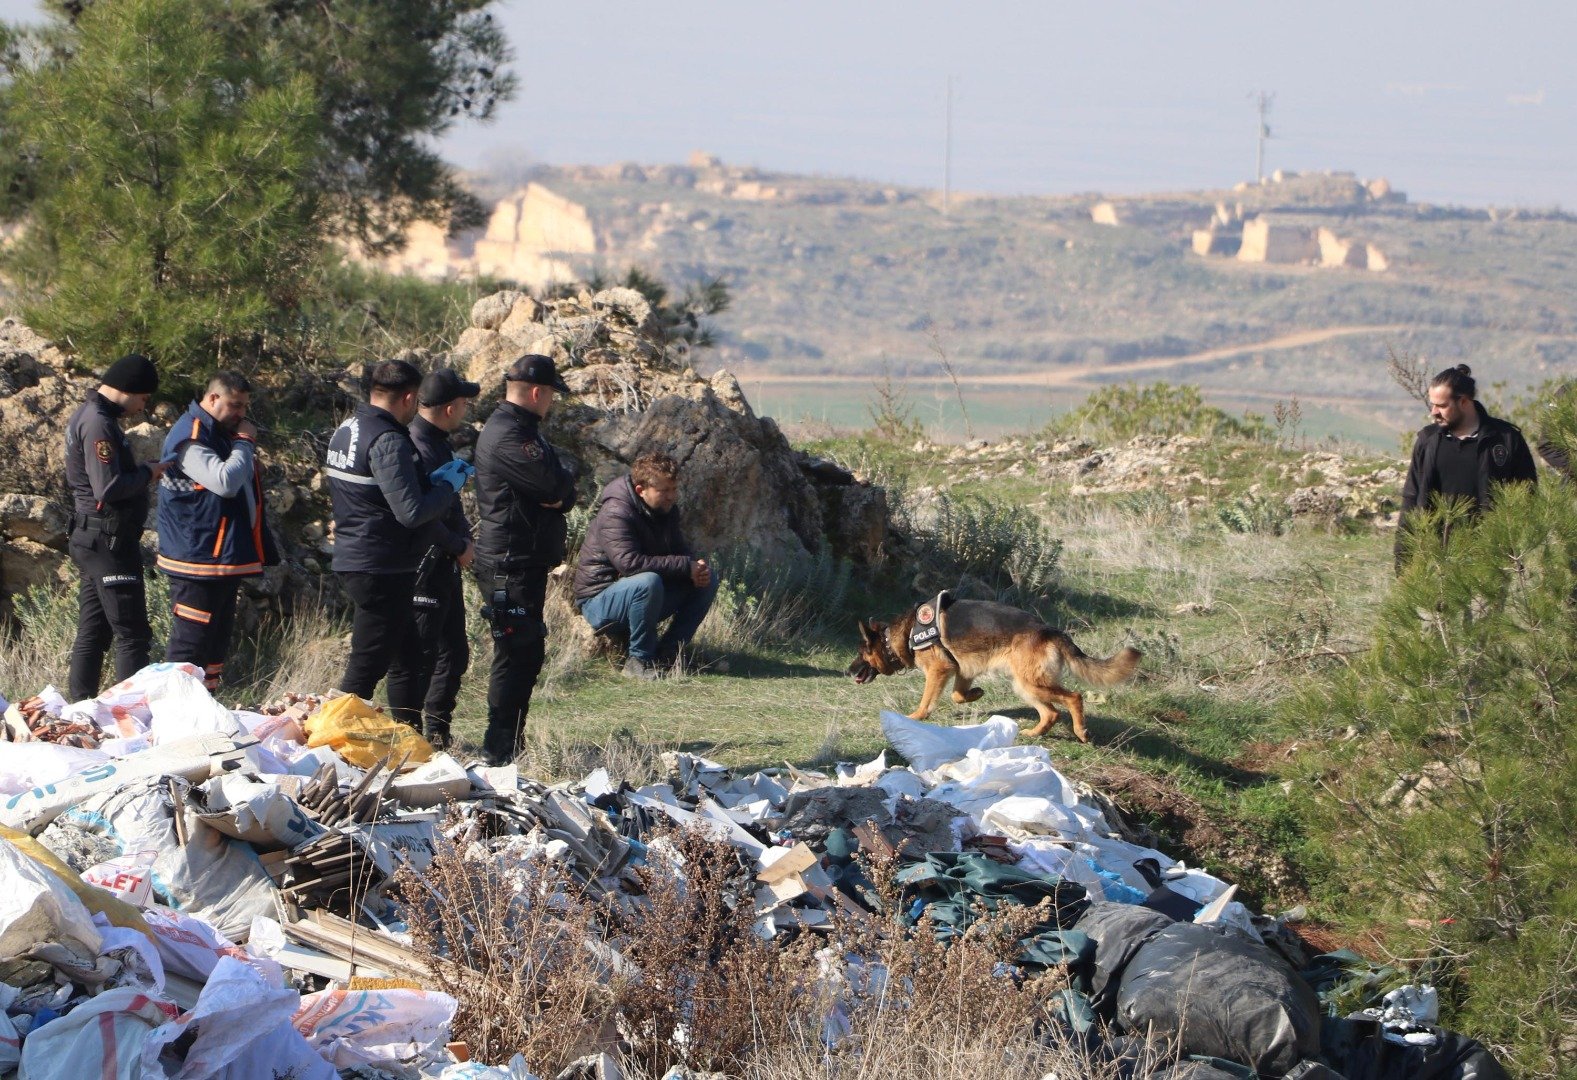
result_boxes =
[156,370,280,691]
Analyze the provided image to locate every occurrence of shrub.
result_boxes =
[897,491,1063,603]
[1213,494,1292,536]
[706,543,854,647]
[1055,382,1271,442]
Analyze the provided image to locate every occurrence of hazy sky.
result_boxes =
[4,0,1573,207]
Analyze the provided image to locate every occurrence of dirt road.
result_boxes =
[740,324,1411,388]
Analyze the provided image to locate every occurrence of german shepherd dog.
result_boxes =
[847,597,1141,743]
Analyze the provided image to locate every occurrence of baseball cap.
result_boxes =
[504,354,571,394]
[419,368,482,407]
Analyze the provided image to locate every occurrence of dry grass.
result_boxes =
[399,821,1179,1078]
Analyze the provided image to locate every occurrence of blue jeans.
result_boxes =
[578,571,720,662]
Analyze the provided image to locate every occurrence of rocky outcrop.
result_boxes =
[0,294,891,618]
[452,288,890,566]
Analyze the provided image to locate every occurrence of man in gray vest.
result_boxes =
[325,359,466,727]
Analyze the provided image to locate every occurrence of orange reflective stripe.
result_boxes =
[156,555,263,577]
[173,603,212,624]
[189,417,201,441]
[212,517,228,558]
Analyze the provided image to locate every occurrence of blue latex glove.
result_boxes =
[430,458,472,493]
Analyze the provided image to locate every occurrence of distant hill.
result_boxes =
[368,156,1577,444]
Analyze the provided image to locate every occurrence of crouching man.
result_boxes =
[572,452,721,678]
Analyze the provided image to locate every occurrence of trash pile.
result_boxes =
[0,665,1510,1079]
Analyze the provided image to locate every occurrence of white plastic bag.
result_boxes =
[880,711,1018,772]
[141,956,333,1080]
[191,774,322,850]
[981,794,1097,843]
[292,986,458,1068]
[141,906,259,983]
[925,745,1082,821]
[0,840,102,968]
[83,849,161,906]
[17,987,178,1080]
[41,779,278,938]
[0,742,110,796]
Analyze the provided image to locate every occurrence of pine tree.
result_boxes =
[2,0,324,376]
[1285,429,1577,1073]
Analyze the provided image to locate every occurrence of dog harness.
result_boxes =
[908,590,961,667]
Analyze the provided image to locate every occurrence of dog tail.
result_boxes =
[1059,636,1142,687]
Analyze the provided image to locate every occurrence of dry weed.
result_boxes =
[393,825,615,1071]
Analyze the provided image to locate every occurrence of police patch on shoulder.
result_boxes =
[520,441,543,460]
[1492,444,1508,467]
[917,603,935,625]
[94,439,113,463]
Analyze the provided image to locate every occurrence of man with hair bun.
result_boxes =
[572,450,721,679]
[1397,364,1537,566]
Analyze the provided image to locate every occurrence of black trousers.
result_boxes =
[337,571,423,728]
[67,529,152,702]
[165,576,242,690]
[393,556,469,746]
[479,569,547,766]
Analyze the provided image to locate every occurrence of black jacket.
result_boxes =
[572,474,694,603]
[1396,400,1537,565]
[408,415,471,558]
[325,403,451,573]
[474,402,577,573]
[64,390,151,537]
[1400,401,1537,514]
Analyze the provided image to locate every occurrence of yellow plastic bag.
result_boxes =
[303,695,432,770]
[0,824,155,942]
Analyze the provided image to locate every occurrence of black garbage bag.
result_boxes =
[1322,1015,1511,1080]
[1075,900,1176,1018]
[1116,921,1322,1077]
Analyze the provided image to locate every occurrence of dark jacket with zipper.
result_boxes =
[64,390,151,539]
[1396,399,1537,565]
[474,401,577,574]
[408,415,472,558]
[572,474,694,604]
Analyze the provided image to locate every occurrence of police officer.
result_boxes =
[474,354,577,766]
[64,353,166,701]
[393,368,480,750]
[155,370,280,691]
[325,359,464,727]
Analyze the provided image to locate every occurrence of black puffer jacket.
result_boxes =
[572,474,694,603]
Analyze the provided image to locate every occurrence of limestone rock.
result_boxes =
[497,295,544,339]
[0,493,69,547]
[124,421,167,464]
[573,391,825,562]
[0,329,95,502]
[1,536,66,595]
[470,290,524,331]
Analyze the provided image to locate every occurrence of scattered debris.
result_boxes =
[0,662,1510,1078]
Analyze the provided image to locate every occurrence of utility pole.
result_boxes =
[1253,90,1275,183]
[943,74,954,215]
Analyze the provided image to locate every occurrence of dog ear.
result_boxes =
[858,619,876,643]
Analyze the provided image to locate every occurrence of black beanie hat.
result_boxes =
[101,353,159,395]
